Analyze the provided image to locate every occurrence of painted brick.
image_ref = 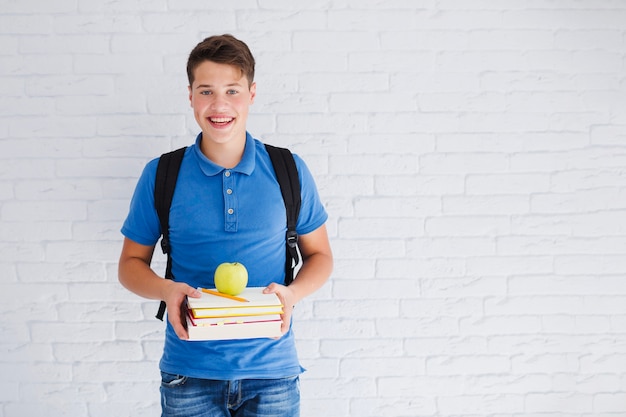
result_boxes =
[2,3,626,416]
[350,397,437,417]
[375,174,465,196]
[421,276,507,298]
[340,357,426,378]
[338,216,424,239]
[14,178,102,200]
[420,153,510,174]
[19,35,110,54]
[238,10,327,31]
[53,14,143,34]
[79,0,167,12]
[525,392,593,413]
[328,10,418,31]
[426,354,510,375]
[0,15,53,34]
[320,338,404,358]
[299,72,389,93]
[437,394,524,414]
[425,215,510,236]
[331,92,417,113]
[459,316,542,335]
[377,258,465,279]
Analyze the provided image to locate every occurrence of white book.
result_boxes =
[187,287,283,319]
[186,311,283,341]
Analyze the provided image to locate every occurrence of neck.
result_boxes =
[200,134,246,169]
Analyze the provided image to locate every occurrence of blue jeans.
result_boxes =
[160,372,300,417]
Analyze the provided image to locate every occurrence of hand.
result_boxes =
[263,283,296,337]
[162,282,201,340]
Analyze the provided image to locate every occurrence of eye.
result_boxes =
[227,89,238,95]
[199,90,212,95]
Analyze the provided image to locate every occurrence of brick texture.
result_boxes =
[1,1,626,416]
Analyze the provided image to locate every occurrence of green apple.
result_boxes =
[214,262,248,296]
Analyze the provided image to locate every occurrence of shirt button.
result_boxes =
[227,208,234,215]
[224,171,231,177]
[226,189,233,195]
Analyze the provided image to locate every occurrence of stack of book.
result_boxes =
[185,287,284,341]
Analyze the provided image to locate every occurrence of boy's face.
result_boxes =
[188,60,256,148]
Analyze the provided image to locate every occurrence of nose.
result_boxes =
[210,93,229,111]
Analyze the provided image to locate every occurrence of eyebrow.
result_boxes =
[195,82,243,90]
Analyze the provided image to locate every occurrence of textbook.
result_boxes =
[191,305,284,319]
[186,312,283,341]
[185,287,284,341]
[187,287,283,317]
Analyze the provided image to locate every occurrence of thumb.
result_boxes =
[186,285,202,298]
[263,282,280,294]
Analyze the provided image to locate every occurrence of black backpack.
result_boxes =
[153,144,301,321]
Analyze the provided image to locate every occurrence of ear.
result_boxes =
[188,85,192,106]
[249,82,256,104]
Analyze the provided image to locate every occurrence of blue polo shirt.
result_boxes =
[121,132,328,380]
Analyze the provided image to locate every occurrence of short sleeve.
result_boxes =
[293,154,328,235]
[120,158,162,246]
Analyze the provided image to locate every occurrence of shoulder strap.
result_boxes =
[265,144,301,286]
[154,146,186,321]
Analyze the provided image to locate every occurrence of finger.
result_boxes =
[173,323,189,340]
[280,311,291,334]
[263,282,280,294]
[171,317,189,340]
[168,304,189,340]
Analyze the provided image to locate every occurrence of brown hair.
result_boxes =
[187,34,255,87]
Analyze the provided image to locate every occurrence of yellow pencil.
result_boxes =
[200,288,249,303]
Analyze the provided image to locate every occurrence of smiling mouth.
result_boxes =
[209,117,234,126]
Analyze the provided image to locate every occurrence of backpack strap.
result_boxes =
[265,144,301,286]
[154,146,186,321]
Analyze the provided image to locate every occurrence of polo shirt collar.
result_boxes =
[192,132,256,176]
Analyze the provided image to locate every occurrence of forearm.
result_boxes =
[118,256,172,301]
[285,224,333,304]
[118,237,173,301]
[289,251,333,304]
[118,238,200,339]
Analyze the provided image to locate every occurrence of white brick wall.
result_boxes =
[1,1,626,416]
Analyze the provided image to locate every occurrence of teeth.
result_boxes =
[210,117,233,123]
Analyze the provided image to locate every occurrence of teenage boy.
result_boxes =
[118,34,333,417]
